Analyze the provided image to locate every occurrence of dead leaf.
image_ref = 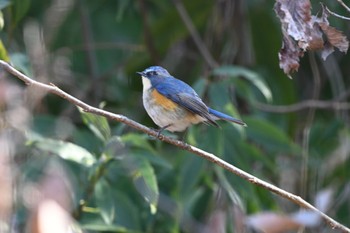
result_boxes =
[274,0,349,76]
[319,22,349,53]
[247,188,334,232]
[278,31,302,76]
[247,212,302,233]
[274,0,319,50]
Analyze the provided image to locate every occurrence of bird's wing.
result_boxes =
[153,77,218,126]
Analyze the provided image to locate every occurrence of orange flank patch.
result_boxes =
[151,89,178,110]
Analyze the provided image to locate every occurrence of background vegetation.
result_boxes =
[0,0,349,232]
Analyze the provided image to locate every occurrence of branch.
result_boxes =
[255,100,350,113]
[322,3,350,21]
[172,0,218,69]
[0,60,349,233]
[336,0,350,14]
[300,53,322,198]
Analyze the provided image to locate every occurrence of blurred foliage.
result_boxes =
[0,0,350,232]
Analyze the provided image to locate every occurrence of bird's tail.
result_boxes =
[208,108,247,126]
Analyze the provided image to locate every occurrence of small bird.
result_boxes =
[137,66,246,133]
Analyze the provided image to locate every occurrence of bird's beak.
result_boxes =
[136,71,145,76]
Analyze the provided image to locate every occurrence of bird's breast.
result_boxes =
[142,78,206,131]
[150,89,178,110]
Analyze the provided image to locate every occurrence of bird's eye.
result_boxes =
[147,71,157,76]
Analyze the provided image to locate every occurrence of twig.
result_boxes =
[0,60,349,233]
[322,3,350,21]
[67,42,144,52]
[300,53,321,198]
[336,0,350,13]
[172,0,218,69]
[255,100,350,113]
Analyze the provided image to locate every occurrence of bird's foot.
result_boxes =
[156,124,172,138]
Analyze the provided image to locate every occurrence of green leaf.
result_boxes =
[95,178,115,225]
[215,167,244,210]
[126,156,158,214]
[121,133,155,153]
[79,107,111,142]
[112,190,142,229]
[103,136,126,159]
[72,128,104,155]
[116,0,129,22]
[244,116,300,153]
[82,223,140,233]
[30,138,96,167]
[31,115,75,139]
[11,0,30,25]
[178,156,205,199]
[133,151,172,169]
[0,39,9,61]
[10,53,31,76]
[224,102,246,137]
[192,78,207,97]
[213,65,272,102]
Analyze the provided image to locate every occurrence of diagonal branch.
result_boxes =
[0,60,349,233]
[336,0,350,13]
[172,0,218,69]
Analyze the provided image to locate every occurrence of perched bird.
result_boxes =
[137,66,246,133]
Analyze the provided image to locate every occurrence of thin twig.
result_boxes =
[255,100,350,113]
[336,0,350,13]
[172,0,218,69]
[0,60,349,233]
[67,42,144,52]
[322,3,350,21]
[300,53,321,198]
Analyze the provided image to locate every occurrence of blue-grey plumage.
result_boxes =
[137,66,246,132]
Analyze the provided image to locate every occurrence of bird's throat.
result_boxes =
[142,77,152,92]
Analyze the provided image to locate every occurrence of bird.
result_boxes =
[137,66,246,133]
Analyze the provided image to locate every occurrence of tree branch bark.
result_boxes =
[0,60,349,233]
[254,99,350,113]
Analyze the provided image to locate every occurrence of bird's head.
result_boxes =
[137,66,170,79]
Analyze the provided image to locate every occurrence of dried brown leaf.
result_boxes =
[247,212,302,233]
[278,32,302,76]
[321,41,335,60]
[274,0,349,76]
[319,22,349,53]
[274,0,316,76]
[275,0,317,50]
